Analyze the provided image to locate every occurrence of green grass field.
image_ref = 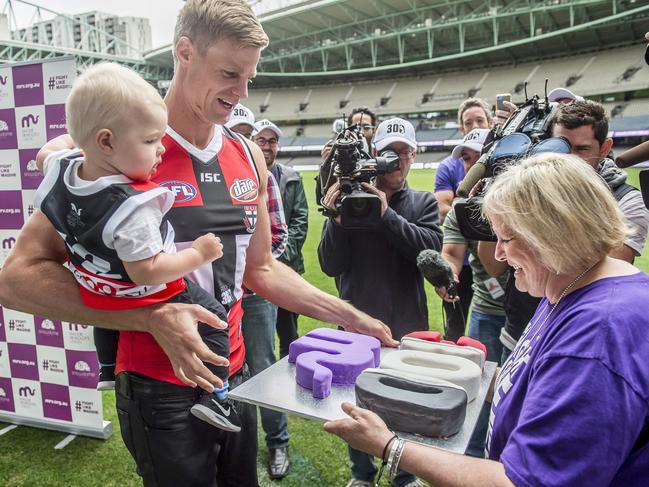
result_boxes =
[1,168,648,486]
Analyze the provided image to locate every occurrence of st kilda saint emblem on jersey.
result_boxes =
[244,205,257,233]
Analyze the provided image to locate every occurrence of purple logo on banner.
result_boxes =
[0,191,24,229]
[8,343,39,380]
[0,108,17,149]
[13,64,43,107]
[66,350,98,388]
[41,382,72,422]
[0,307,5,342]
[0,377,15,412]
[35,316,64,347]
[45,104,67,140]
[19,149,42,190]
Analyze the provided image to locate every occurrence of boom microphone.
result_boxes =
[615,141,649,169]
[416,249,458,298]
[456,157,487,198]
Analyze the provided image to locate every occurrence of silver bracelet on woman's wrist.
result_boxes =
[387,438,406,480]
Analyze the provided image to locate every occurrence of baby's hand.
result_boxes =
[192,233,223,262]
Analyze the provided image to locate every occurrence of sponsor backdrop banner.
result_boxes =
[0,57,111,439]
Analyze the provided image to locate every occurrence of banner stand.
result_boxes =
[0,412,112,440]
[0,57,112,440]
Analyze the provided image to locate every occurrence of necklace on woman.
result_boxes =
[531,261,598,341]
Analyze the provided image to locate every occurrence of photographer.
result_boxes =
[322,107,377,161]
[318,117,442,487]
[479,99,649,362]
[435,98,493,342]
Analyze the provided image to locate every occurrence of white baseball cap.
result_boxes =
[225,104,255,129]
[373,117,417,151]
[548,87,584,103]
[253,119,283,138]
[451,128,490,159]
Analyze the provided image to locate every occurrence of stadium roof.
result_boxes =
[145,0,649,86]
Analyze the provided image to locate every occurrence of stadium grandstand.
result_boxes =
[2,0,649,166]
[154,0,649,167]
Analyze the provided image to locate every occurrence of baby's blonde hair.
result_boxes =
[66,63,165,148]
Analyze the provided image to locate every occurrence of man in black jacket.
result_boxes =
[318,117,442,487]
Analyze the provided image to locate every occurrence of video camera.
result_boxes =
[454,85,572,241]
[316,123,400,228]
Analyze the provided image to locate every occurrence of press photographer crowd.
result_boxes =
[1,1,648,486]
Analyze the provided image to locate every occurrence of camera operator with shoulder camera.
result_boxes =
[322,107,377,161]
[477,98,649,363]
[318,117,442,487]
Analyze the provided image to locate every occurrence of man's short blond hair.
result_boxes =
[457,97,492,126]
[483,153,630,275]
[66,62,165,148]
[174,0,269,58]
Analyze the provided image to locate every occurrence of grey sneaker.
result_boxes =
[190,393,241,432]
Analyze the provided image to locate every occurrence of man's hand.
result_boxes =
[147,302,229,392]
[191,233,223,262]
[435,274,460,303]
[322,181,342,225]
[324,402,394,457]
[321,140,334,161]
[345,311,398,347]
[494,100,517,126]
[468,179,483,198]
[361,183,388,217]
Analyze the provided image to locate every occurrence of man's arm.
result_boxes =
[477,241,509,277]
[435,190,455,224]
[267,171,288,259]
[373,191,443,261]
[36,134,75,172]
[435,242,467,302]
[317,181,352,277]
[240,139,397,346]
[0,211,229,392]
[612,189,649,263]
[318,219,352,277]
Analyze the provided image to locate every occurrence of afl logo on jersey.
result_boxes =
[159,180,197,203]
[229,178,258,203]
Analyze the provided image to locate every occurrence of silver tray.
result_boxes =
[230,347,497,453]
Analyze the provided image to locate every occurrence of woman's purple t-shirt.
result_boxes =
[487,273,649,487]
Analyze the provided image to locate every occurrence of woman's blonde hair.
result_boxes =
[66,62,165,148]
[483,153,630,274]
[174,0,269,57]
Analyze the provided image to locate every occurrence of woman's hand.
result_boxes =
[324,402,394,457]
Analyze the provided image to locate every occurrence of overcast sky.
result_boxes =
[10,0,186,48]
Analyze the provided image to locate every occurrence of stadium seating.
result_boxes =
[248,45,647,127]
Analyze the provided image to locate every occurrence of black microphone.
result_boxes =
[615,140,649,168]
[416,249,458,298]
[456,156,487,198]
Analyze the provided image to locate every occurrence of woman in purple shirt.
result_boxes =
[325,153,649,487]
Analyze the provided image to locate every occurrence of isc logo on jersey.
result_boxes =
[159,180,197,203]
[229,178,258,203]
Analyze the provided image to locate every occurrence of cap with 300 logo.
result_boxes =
[225,104,256,129]
[373,117,417,151]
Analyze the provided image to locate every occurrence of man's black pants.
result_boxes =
[115,365,258,487]
[276,307,299,358]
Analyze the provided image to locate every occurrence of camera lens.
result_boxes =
[349,198,371,217]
